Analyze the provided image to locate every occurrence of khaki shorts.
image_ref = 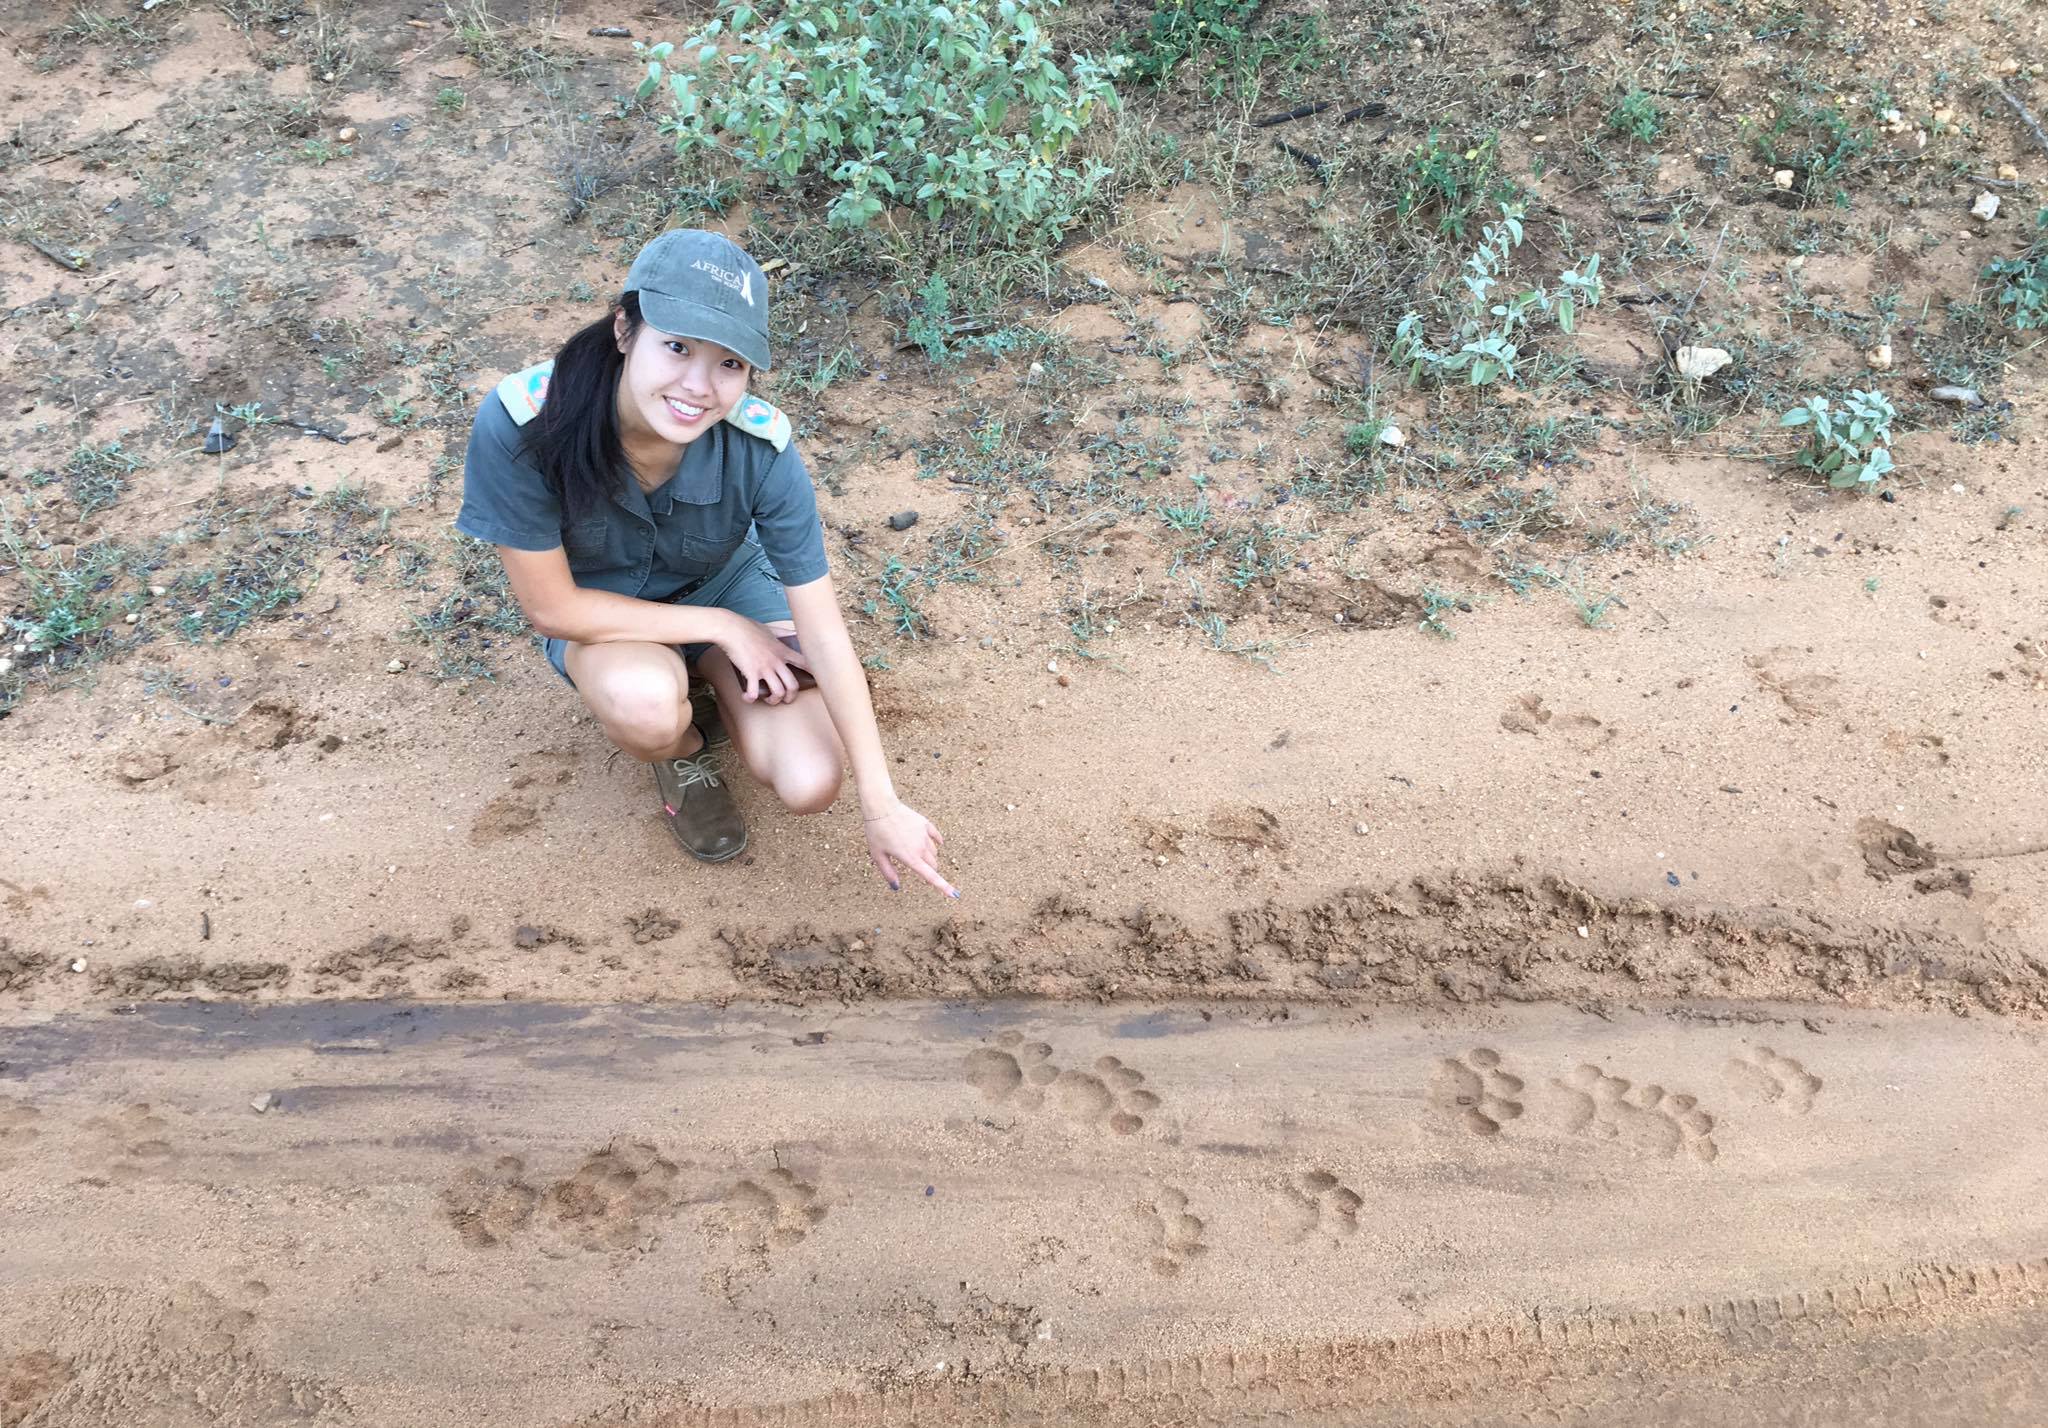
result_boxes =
[541,538,793,689]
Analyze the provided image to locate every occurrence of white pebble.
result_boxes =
[385,658,407,673]
[148,585,166,597]
[1950,483,1966,495]
[0,658,10,676]
[1971,191,2001,222]
[1773,169,1795,189]
[250,1093,274,1114]
[1354,822,1370,835]
[135,898,153,909]
[124,612,141,625]
[1046,658,1059,674]
[1378,424,1406,449]
[1576,925,1590,938]
[319,812,336,822]
[71,959,87,973]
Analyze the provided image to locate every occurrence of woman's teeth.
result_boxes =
[664,397,705,421]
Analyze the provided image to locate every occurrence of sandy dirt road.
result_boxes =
[2,997,2044,1426]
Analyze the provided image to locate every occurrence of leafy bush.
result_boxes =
[1391,204,1604,388]
[1983,208,2048,331]
[636,0,1123,244]
[1778,390,1895,488]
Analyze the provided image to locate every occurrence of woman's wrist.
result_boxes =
[859,790,903,821]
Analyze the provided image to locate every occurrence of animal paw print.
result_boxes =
[961,1032,1162,1135]
[440,1155,540,1248]
[1132,1184,1206,1277]
[1553,1066,1718,1163]
[1725,1047,1822,1115]
[541,1139,683,1253]
[442,1140,683,1254]
[0,1098,41,1169]
[1428,1048,1525,1137]
[80,1103,176,1179]
[1266,1169,1362,1247]
[724,1166,826,1251]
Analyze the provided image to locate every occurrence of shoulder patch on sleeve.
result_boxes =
[722,394,791,453]
[493,361,556,427]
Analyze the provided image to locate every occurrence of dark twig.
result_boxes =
[1253,100,1332,128]
[1337,102,1389,124]
[1995,84,2048,157]
[29,117,140,165]
[1273,140,1327,177]
[21,236,85,271]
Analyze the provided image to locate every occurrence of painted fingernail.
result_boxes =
[889,882,901,892]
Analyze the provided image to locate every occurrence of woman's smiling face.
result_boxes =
[613,309,751,450]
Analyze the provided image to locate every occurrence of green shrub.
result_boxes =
[1778,390,1895,488]
[1606,88,1662,142]
[1753,102,1871,203]
[636,0,1123,245]
[1983,208,2048,331]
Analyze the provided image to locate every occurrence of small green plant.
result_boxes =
[1754,102,1872,203]
[1342,418,1388,455]
[1778,389,1896,489]
[435,86,467,113]
[637,0,1123,244]
[906,272,956,364]
[1418,585,1462,639]
[1983,208,2048,331]
[1606,88,1662,143]
[1391,204,1604,388]
[1397,132,1506,239]
[57,440,145,517]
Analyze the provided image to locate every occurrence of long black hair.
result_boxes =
[521,292,641,523]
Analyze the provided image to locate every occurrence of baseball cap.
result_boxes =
[624,229,773,372]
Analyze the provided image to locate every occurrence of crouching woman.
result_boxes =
[455,229,955,897]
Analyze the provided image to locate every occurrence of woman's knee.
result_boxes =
[774,755,843,816]
[588,668,687,752]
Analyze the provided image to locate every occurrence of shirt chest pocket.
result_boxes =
[562,516,612,562]
[655,511,743,579]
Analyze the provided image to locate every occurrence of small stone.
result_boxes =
[1929,385,1985,408]
[70,959,87,973]
[1866,342,1893,371]
[385,658,407,673]
[1056,673,1071,687]
[1576,925,1590,938]
[1154,855,1167,866]
[337,126,357,142]
[1354,822,1369,835]
[251,1093,274,1114]
[124,612,141,625]
[1950,482,1967,495]
[1032,698,1045,709]
[0,658,10,675]
[1027,362,1044,377]
[979,636,995,649]
[148,584,166,597]
[135,898,153,909]
[1932,106,1954,125]
[1046,658,1059,674]
[1882,108,1902,125]
[1996,58,2020,75]
[1971,192,2001,222]
[201,417,235,454]
[1674,346,1733,381]
[887,510,919,531]
[1378,424,1405,449]
[1773,169,1795,189]
[1998,164,2021,182]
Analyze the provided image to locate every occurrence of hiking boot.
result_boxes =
[654,747,746,862]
